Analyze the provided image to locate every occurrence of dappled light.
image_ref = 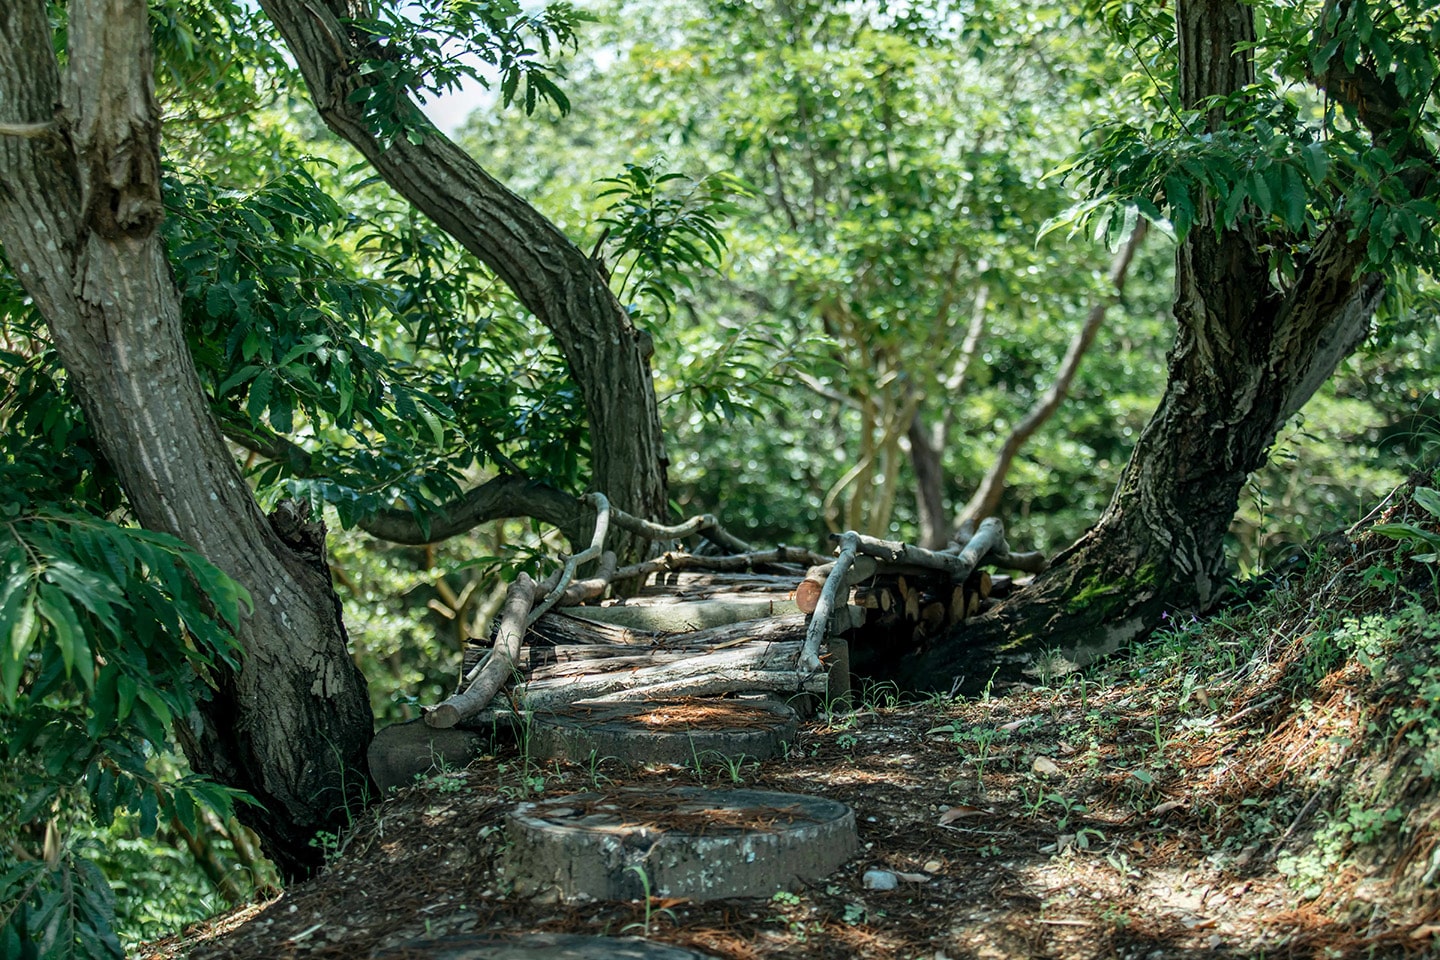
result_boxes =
[2,0,1438,956]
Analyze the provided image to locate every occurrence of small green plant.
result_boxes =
[687,738,708,782]
[766,890,817,941]
[716,752,749,784]
[415,749,466,793]
[309,829,342,865]
[858,680,903,712]
[1020,785,1048,819]
[929,721,1006,787]
[1126,769,1159,811]
[1106,849,1141,879]
[585,750,614,790]
[620,864,674,936]
[1047,792,1088,831]
[969,727,1000,786]
[980,666,1001,703]
[1372,487,1440,564]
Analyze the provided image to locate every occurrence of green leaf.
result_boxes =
[138,787,159,837]
[216,364,263,395]
[417,404,446,449]
[1372,522,1440,552]
[1280,164,1307,228]
[1222,183,1248,226]
[36,584,88,683]
[1300,142,1328,184]
[205,284,232,319]
[1412,487,1440,520]
[248,368,274,424]
[1248,170,1273,215]
[173,786,197,835]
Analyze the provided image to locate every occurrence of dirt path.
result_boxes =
[141,660,1430,959]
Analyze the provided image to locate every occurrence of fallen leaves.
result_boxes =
[937,805,987,825]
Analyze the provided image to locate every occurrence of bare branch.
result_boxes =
[611,546,830,586]
[608,507,753,554]
[426,573,536,728]
[799,530,859,671]
[527,492,611,625]
[958,223,1147,528]
[559,550,617,606]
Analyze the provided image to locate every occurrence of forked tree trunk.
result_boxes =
[259,0,670,556]
[900,0,1383,692]
[0,0,372,880]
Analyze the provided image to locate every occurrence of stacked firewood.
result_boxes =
[794,518,1045,657]
[852,569,1012,644]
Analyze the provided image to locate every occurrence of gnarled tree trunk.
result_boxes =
[901,0,1384,692]
[258,0,670,555]
[0,0,372,880]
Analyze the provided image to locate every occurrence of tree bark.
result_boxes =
[257,0,670,553]
[900,0,1384,692]
[0,0,373,880]
[906,411,950,550]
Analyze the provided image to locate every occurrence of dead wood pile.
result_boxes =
[423,497,1045,728]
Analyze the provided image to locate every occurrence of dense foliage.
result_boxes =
[0,0,1436,952]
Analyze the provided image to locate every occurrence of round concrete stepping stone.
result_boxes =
[375,932,713,959]
[529,698,799,767]
[368,719,494,794]
[505,787,857,902]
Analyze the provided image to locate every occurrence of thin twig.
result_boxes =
[528,492,611,625]
[1266,785,1329,861]
[1221,693,1282,728]
[559,550,618,605]
[799,531,859,671]
[610,546,830,585]
[607,505,752,554]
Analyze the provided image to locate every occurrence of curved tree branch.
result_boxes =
[957,222,1147,529]
[256,0,669,542]
[219,420,586,543]
[220,421,755,553]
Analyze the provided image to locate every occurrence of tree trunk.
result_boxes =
[0,0,373,880]
[258,0,670,553]
[899,0,1383,692]
[906,411,949,550]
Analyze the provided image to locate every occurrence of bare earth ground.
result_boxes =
[141,519,1440,960]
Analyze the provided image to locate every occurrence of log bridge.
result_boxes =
[423,496,1048,730]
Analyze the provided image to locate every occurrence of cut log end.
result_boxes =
[424,704,461,730]
[795,577,824,614]
[529,698,800,766]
